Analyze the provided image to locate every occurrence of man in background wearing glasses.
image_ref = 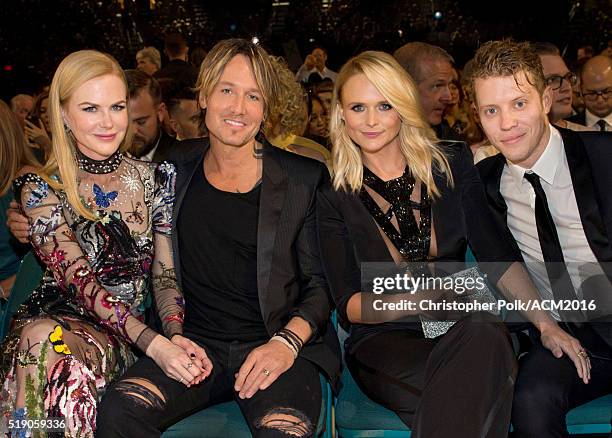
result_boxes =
[534,42,594,131]
[568,55,612,131]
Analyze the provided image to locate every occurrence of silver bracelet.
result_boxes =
[270,335,298,359]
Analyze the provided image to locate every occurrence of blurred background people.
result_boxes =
[0,100,38,303]
[568,55,612,131]
[136,46,162,76]
[9,94,33,129]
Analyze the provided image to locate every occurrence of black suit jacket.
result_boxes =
[477,128,612,351]
[567,111,587,127]
[152,131,179,163]
[166,138,341,385]
[317,142,519,346]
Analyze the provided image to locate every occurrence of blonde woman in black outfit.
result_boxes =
[317,51,589,438]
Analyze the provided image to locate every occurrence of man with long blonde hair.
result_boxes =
[97,39,339,437]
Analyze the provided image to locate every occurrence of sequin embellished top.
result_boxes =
[12,156,184,352]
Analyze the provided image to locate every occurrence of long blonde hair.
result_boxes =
[330,51,453,196]
[41,50,133,220]
[0,100,38,196]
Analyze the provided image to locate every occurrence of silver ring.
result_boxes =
[178,377,184,383]
[186,363,193,369]
[262,368,270,376]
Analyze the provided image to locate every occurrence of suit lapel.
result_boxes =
[481,154,509,222]
[561,129,612,263]
[257,144,288,312]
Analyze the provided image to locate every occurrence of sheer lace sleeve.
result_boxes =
[13,173,159,352]
[151,162,184,338]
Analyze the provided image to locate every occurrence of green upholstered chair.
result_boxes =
[0,251,43,341]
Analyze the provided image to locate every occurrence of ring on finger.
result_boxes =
[262,368,270,377]
[186,362,193,369]
[577,349,588,358]
[178,377,184,383]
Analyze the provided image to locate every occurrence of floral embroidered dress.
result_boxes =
[0,154,184,437]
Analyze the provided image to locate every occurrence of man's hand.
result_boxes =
[540,321,591,384]
[7,200,30,244]
[234,340,295,399]
[171,334,213,385]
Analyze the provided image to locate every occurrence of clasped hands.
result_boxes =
[148,334,295,395]
[147,334,213,387]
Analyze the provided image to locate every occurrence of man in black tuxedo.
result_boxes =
[97,39,340,437]
[472,39,612,437]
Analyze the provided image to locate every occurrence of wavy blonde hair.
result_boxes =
[265,55,308,138]
[0,100,38,196]
[330,51,453,195]
[41,50,133,220]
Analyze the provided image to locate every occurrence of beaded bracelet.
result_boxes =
[272,328,304,358]
[270,335,298,359]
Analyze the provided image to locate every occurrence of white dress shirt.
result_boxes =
[585,109,612,131]
[500,126,600,319]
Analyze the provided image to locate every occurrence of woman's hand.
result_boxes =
[171,334,213,385]
[146,335,208,386]
[24,119,50,146]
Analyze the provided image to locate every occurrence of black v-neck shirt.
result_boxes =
[178,160,267,342]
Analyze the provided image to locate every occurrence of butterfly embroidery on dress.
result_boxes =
[93,184,118,208]
[26,180,49,209]
[49,325,72,355]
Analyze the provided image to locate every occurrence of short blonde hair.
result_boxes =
[136,46,161,70]
[0,100,38,196]
[330,51,452,195]
[42,50,133,220]
[195,39,280,125]
[468,39,546,103]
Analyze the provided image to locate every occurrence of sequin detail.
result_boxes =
[360,166,431,262]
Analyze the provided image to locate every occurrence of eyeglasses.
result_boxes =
[582,88,611,102]
[545,72,578,90]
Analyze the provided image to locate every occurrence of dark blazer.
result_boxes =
[155,60,198,88]
[477,128,612,351]
[567,111,587,127]
[317,142,519,347]
[166,138,341,385]
[152,131,179,163]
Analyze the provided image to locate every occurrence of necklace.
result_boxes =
[76,148,123,174]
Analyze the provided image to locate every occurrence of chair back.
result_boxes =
[0,251,43,340]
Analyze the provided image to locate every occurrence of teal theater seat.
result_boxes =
[335,366,411,438]
[163,373,332,437]
[566,395,612,435]
[0,251,43,341]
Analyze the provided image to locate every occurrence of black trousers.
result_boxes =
[347,312,517,438]
[96,337,322,438]
[512,338,612,438]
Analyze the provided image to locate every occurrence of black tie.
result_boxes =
[523,172,581,318]
[596,119,607,131]
[524,172,612,358]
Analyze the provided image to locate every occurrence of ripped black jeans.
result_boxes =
[96,336,322,438]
